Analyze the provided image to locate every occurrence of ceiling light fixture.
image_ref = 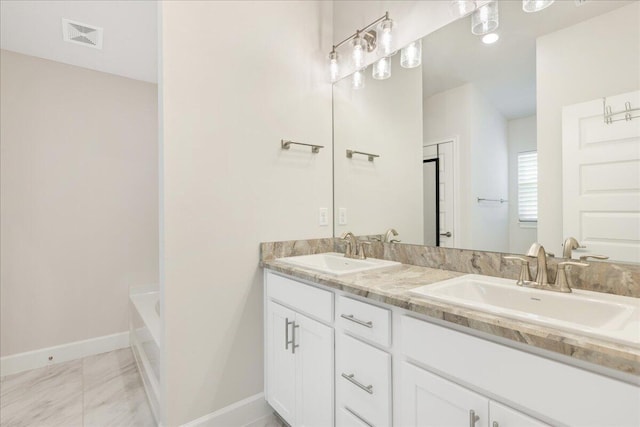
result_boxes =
[471,1,499,35]
[450,0,477,18]
[328,12,393,82]
[482,33,500,44]
[400,40,422,69]
[522,0,555,13]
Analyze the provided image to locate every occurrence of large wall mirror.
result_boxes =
[333,0,640,263]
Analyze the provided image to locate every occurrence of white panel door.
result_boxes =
[295,312,334,427]
[490,401,550,427]
[398,362,488,427]
[266,301,297,425]
[562,90,640,263]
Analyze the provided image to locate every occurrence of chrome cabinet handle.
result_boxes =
[492,422,499,427]
[440,231,452,237]
[285,318,294,350]
[341,373,373,394]
[469,410,480,427]
[292,322,300,354]
[340,314,373,328]
[344,406,374,427]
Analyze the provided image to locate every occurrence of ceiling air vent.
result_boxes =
[62,18,103,49]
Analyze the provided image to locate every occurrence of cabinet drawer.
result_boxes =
[337,296,391,347]
[337,406,375,427]
[266,271,333,323]
[336,334,391,427]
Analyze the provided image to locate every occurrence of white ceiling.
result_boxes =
[1,0,157,83]
[422,0,632,119]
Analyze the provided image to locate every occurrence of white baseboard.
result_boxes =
[1,331,130,377]
[181,393,272,427]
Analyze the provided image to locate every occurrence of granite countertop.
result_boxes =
[263,258,640,378]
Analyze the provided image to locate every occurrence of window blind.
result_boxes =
[518,151,538,222]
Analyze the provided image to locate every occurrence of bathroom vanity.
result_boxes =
[262,252,640,427]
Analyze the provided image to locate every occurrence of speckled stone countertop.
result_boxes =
[263,258,640,378]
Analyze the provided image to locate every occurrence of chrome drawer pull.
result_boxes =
[341,373,373,394]
[469,410,480,427]
[345,406,375,427]
[285,318,294,350]
[340,314,373,328]
[292,322,300,354]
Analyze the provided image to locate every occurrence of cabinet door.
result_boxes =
[295,312,334,427]
[490,402,550,427]
[399,362,488,427]
[266,301,297,426]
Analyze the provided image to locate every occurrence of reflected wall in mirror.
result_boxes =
[333,0,640,263]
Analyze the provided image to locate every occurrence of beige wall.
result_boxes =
[160,1,333,425]
[333,54,424,244]
[508,115,537,254]
[0,50,158,357]
[536,2,640,254]
[424,84,509,252]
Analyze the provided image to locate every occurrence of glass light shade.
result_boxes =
[352,69,365,90]
[372,57,391,80]
[522,0,555,12]
[400,40,422,69]
[450,0,477,17]
[378,18,394,56]
[471,1,499,35]
[329,51,339,81]
[352,35,366,69]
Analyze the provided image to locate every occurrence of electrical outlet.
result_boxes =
[338,208,347,225]
[319,208,329,226]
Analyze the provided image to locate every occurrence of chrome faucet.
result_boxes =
[503,242,589,293]
[527,243,550,287]
[383,228,400,243]
[341,232,358,258]
[340,232,371,260]
[562,237,583,258]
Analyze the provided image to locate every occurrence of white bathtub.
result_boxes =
[129,286,160,423]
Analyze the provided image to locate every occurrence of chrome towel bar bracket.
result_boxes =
[281,139,324,153]
[346,149,380,161]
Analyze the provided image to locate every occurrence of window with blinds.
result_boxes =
[518,151,538,222]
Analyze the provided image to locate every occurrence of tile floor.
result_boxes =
[0,348,155,427]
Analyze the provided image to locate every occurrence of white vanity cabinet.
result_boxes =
[265,273,334,427]
[399,362,548,427]
[264,269,640,427]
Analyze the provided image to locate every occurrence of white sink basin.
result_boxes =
[409,274,640,348]
[277,252,400,276]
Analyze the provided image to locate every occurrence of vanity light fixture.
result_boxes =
[378,15,395,56]
[482,33,500,44]
[522,0,555,13]
[400,39,422,69]
[471,1,499,35]
[372,57,391,80]
[352,69,366,90]
[329,50,339,82]
[352,32,367,69]
[450,0,477,18]
[328,12,392,81]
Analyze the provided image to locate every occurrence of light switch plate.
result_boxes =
[319,208,329,226]
[338,208,347,225]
